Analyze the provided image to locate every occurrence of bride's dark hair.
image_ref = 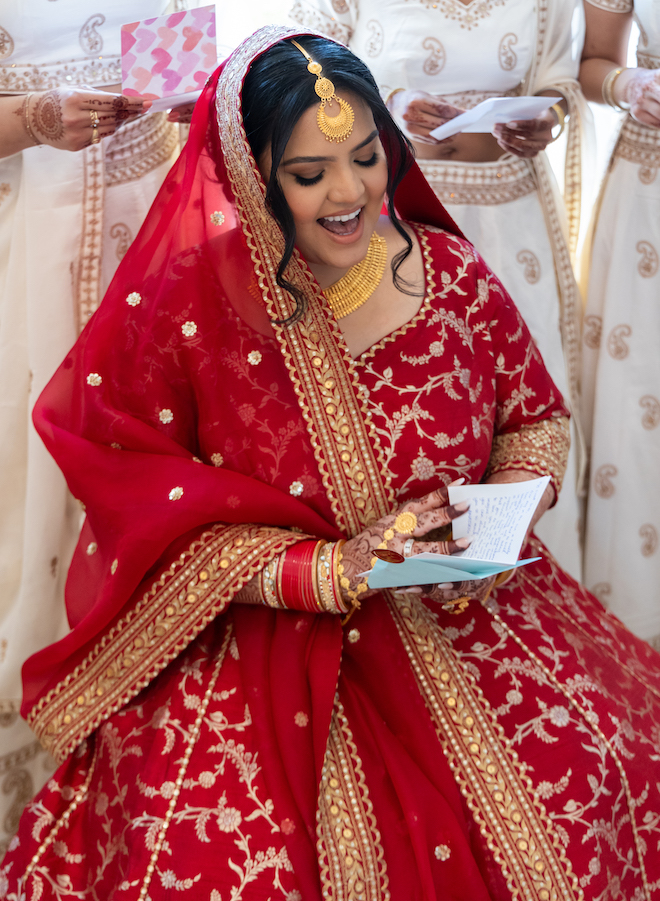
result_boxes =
[242,35,416,325]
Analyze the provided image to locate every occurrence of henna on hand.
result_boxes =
[32,91,64,142]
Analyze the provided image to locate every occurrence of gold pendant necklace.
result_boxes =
[323,232,388,320]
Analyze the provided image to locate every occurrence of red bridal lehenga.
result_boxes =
[2,26,660,901]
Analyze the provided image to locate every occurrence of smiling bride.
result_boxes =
[2,27,660,901]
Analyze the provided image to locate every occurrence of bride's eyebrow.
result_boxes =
[282,129,379,167]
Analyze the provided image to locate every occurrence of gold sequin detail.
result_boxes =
[485,417,570,499]
[247,350,262,365]
[86,542,98,556]
[347,628,360,643]
[434,844,451,861]
[86,373,102,387]
[126,292,141,306]
[289,480,304,497]
[159,408,174,424]
[110,559,118,575]
[210,211,225,226]
[211,453,224,467]
[181,321,197,338]
[169,486,184,501]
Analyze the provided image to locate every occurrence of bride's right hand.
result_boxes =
[339,487,470,600]
[386,89,464,144]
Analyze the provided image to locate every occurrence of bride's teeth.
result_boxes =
[324,208,361,222]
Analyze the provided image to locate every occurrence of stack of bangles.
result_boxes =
[260,539,357,616]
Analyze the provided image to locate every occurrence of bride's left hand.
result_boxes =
[397,576,496,606]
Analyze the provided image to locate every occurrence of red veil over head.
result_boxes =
[24,25,471,899]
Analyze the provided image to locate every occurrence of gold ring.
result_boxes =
[394,511,417,535]
[89,109,100,128]
[403,537,415,557]
[90,127,100,145]
[441,596,470,615]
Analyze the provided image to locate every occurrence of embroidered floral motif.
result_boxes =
[169,487,184,501]
[159,409,174,424]
[126,292,141,306]
[181,321,198,338]
[210,211,225,226]
[86,373,102,387]
[247,350,262,365]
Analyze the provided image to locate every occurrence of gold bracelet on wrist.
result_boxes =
[261,555,285,608]
[602,67,630,111]
[549,102,566,142]
[384,87,405,109]
[23,93,41,147]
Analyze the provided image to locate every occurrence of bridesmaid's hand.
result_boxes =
[339,486,470,602]
[622,68,660,128]
[387,89,464,145]
[492,107,558,158]
[26,88,150,151]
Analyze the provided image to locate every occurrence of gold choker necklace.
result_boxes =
[323,233,388,320]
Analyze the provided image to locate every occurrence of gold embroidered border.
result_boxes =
[387,594,582,901]
[0,57,121,94]
[418,157,537,207]
[615,116,660,170]
[317,698,390,901]
[74,143,105,333]
[28,524,302,763]
[485,417,570,499]
[216,26,394,538]
[583,0,632,12]
[637,50,660,70]
[105,113,179,187]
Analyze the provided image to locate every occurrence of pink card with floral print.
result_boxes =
[121,6,217,109]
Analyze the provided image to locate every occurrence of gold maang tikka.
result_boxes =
[291,40,354,143]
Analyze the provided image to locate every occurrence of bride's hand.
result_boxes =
[339,487,470,601]
[387,89,464,145]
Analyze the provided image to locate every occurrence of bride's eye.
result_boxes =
[294,171,324,186]
[356,152,378,168]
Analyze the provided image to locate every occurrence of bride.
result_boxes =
[2,26,659,900]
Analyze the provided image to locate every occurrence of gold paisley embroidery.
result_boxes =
[419,156,536,206]
[583,315,602,350]
[388,595,581,900]
[0,26,14,60]
[639,524,658,557]
[0,182,10,209]
[406,0,507,30]
[590,582,612,603]
[640,395,660,430]
[317,698,390,901]
[109,223,133,261]
[79,14,105,55]
[289,2,352,45]
[594,464,617,499]
[422,37,445,76]
[517,249,541,284]
[606,324,631,360]
[364,20,384,58]
[498,33,518,71]
[636,240,658,278]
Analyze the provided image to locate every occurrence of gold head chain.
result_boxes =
[291,39,354,143]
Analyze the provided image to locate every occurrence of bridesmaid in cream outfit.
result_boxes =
[580,0,660,645]
[0,0,186,852]
[290,0,590,582]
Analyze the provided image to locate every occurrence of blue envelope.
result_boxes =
[367,555,541,589]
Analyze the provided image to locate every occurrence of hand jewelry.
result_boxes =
[90,109,100,144]
[403,537,415,557]
[394,511,417,535]
[441,595,470,614]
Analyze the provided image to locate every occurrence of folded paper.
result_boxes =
[430,96,556,141]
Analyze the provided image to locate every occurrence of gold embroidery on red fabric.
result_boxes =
[388,594,582,901]
[28,524,303,762]
[317,699,390,901]
[485,417,570,498]
[487,574,653,900]
[217,27,394,538]
[138,623,232,901]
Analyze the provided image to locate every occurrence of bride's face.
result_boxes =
[260,93,389,279]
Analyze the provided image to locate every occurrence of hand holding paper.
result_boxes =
[429,96,556,141]
[367,477,549,589]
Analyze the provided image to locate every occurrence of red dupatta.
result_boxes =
[23,25,469,900]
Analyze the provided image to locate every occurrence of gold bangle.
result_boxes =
[384,87,405,109]
[549,102,566,142]
[23,93,41,146]
[602,67,629,111]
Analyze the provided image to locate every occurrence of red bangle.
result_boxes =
[280,540,324,613]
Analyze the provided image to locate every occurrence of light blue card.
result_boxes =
[367,555,541,589]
